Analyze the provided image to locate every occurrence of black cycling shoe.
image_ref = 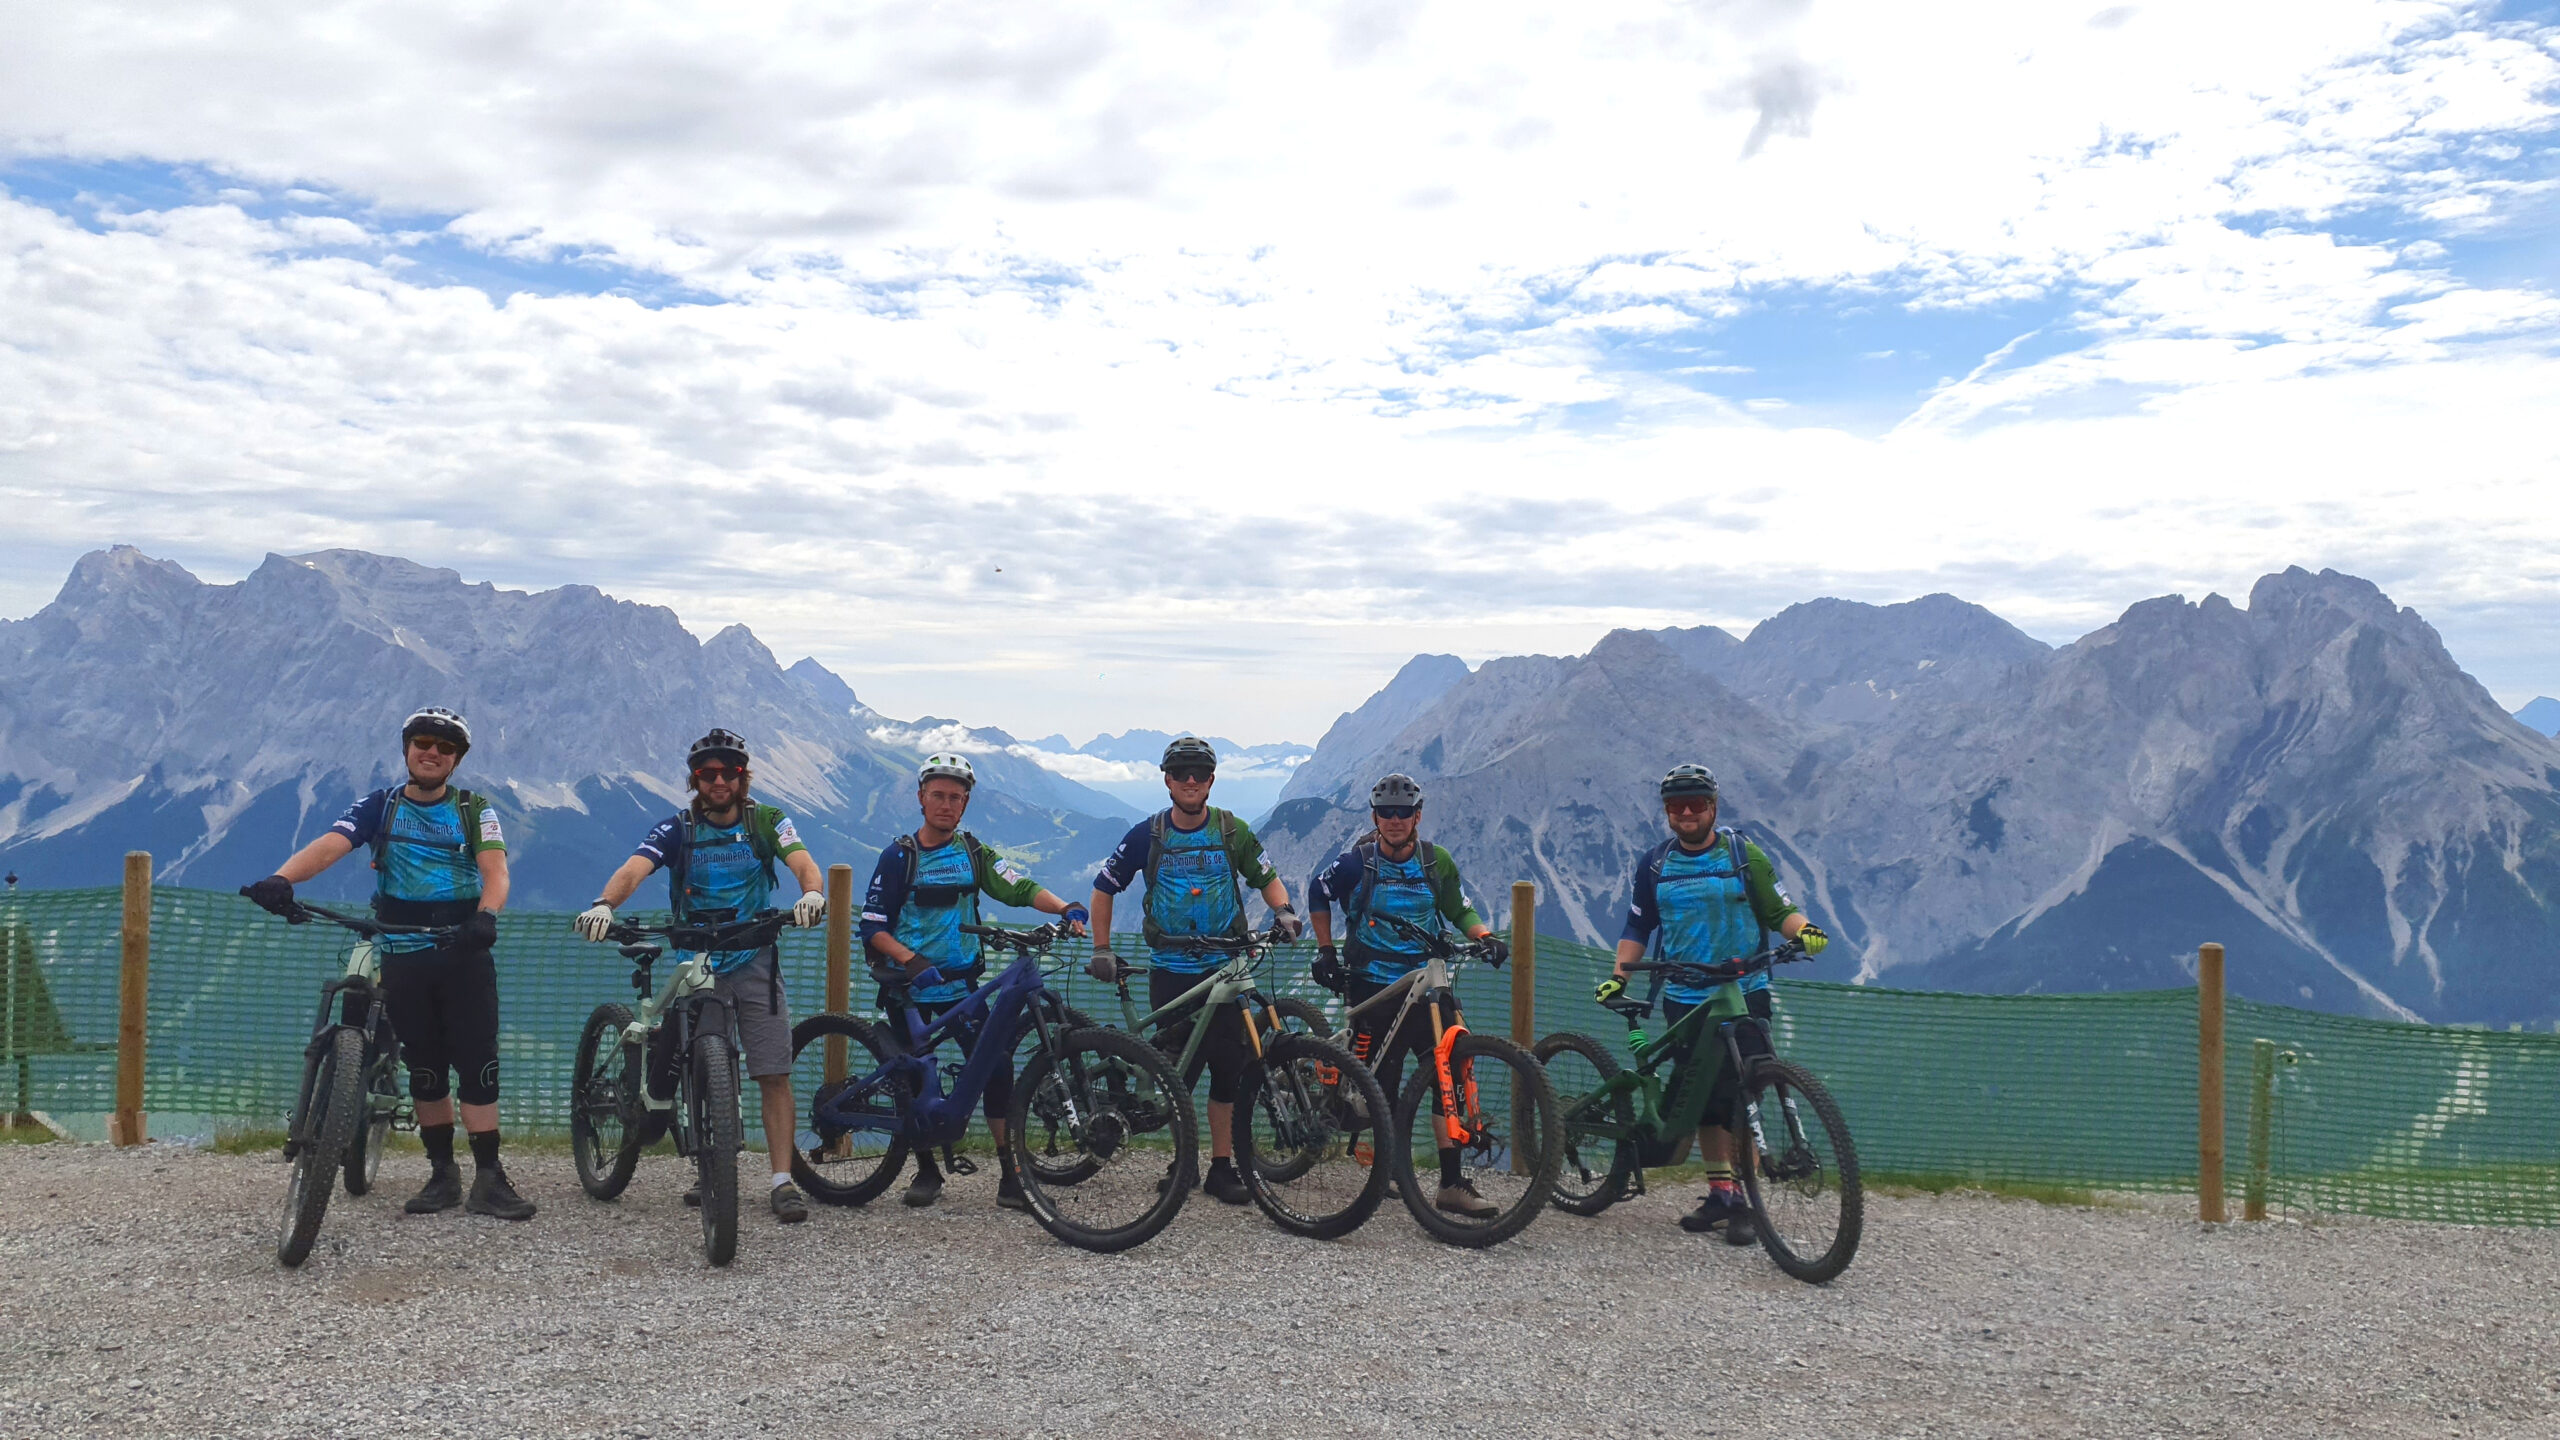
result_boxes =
[903,1165,944,1208]
[1724,1214,1758,1246]
[682,1183,701,1208]
[1203,1160,1251,1206]
[1678,1189,1751,1235]
[404,1166,463,1215]
[465,1164,537,1221]
[995,1170,1030,1212]
[1158,1159,1198,1197]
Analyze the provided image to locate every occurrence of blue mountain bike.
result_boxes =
[786,922,1197,1253]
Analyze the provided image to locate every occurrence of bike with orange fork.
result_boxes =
[1337,913,1561,1247]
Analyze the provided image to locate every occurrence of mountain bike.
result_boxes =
[786,922,1197,1253]
[567,909,788,1267]
[1082,928,1391,1239]
[1335,913,1561,1247]
[1536,942,1863,1284]
[249,897,454,1268]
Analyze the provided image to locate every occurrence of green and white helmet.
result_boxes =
[918,753,976,789]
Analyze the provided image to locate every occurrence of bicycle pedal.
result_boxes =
[390,1107,417,1133]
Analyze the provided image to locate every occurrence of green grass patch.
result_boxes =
[1865,1170,2135,1210]
[0,1122,56,1145]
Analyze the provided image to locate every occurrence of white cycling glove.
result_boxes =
[574,903,615,942]
[791,890,828,928]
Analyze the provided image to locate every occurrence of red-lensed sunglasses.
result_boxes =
[1663,797,1715,815]
[693,764,746,782]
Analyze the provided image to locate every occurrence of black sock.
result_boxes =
[468,1129,501,1172]
[421,1122,456,1172]
[915,1153,941,1179]
[1208,1155,1235,1174]
[1439,1148,1463,1188]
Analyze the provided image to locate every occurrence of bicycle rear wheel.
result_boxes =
[1388,1031,1561,1248]
[343,1042,399,1197]
[788,1014,910,1206]
[692,1030,742,1267]
[1268,995,1331,1039]
[279,1027,362,1267]
[1536,1032,1632,1216]
[1734,1057,1862,1284]
[1236,1032,1390,1239]
[1018,1004,1106,1185]
[572,1004,644,1201]
[1007,1026,1196,1253]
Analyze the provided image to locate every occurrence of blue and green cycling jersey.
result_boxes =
[636,809,807,974]
[860,832,1050,1005]
[1092,808,1280,975]
[1620,831,1800,1006]
[1306,839,1483,983]
[329,787,503,954]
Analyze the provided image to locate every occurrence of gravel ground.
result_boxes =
[2,1143,2556,1439]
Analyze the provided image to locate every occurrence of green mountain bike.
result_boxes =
[1537,943,1863,1284]
[1082,928,1391,1239]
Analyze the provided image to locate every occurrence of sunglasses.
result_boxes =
[1167,769,1214,785]
[1372,805,1419,821]
[408,737,460,757]
[1664,797,1715,816]
[693,764,745,782]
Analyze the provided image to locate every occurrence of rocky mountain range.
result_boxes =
[0,547,1134,909]
[1265,571,2560,1028]
[2518,697,2560,738]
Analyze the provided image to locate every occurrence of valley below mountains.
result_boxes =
[1263,570,2560,1028]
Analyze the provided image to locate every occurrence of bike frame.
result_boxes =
[1106,944,1289,1077]
[1339,927,1488,1147]
[818,944,1079,1148]
[1565,953,1813,1164]
[284,911,429,1159]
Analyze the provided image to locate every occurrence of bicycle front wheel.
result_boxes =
[1007,1026,1196,1253]
[788,1014,910,1206]
[572,1004,644,1201]
[692,1031,742,1267]
[1734,1057,1862,1284]
[343,1041,399,1197]
[1388,1031,1561,1248]
[279,1027,363,1267]
[1536,1032,1631,1216]
[1236,1032,1389,1240]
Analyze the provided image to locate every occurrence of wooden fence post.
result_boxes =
[1510,881,1536,1175]
[2245,1036,2275,1221]
[824,863,854,1082]
[2198,941,2226,1222]
[113,852,151,1147]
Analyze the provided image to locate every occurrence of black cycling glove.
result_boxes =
[1311,945,1347,994]
[1474,934,1511,968]
[462,909,500,949]
[243,875,296,916]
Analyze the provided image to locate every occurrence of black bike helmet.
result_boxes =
[1160,736,1218,773]
[1659,763,1718,801]
[688,728,751,771]
[1370,773,1424,808]
[401,706,472,755]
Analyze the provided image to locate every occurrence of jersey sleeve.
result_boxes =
[975,844,1046,908]
[858,843,908,947]
[327,790,388,848]
[470,800,507,855]
[1429,846,1483,933]
[1618,846,1664,947]
[1304,847,1365,914]
[1090,820,1154,896]
[767,809,809,860]
[632,816,683,869]
[1225,816,1280,890]
[1740,840,1802,931]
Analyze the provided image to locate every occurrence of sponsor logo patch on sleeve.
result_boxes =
[995,859,1028,886]
[479,810,506,845]
[775,816,802,848]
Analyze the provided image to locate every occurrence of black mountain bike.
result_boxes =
[252,898,453,1268]
[568,910,788,1267]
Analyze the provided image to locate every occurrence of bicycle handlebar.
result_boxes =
[959,922,1066,953]
[268,899,460,941]
[1173,927,1287,955]
[602,909,789,956]
[1622,939,1812,989]
[1369,912,1508,966]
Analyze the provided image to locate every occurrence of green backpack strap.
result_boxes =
[1726,828,1769,953]
[370,787,479,872]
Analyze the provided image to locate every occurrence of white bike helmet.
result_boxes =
[919,753,976,789]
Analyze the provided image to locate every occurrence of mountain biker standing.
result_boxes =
[574,729,830,1225]
[1305,773,1512,1218]
[1086,736,1304,1205]
[243,707,535,1222]
[1611,763,1827,1244]
[860,753,1090,1211]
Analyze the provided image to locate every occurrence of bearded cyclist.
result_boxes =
[243,707,535,1222]
[860,754,1090,1211]
[1086,736,1303,1205]
[1305,773,1510,1218]
[1610,763,1827,1244]
[575,730,830,1225]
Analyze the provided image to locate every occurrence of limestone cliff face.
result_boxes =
[1265,572,2560,1026]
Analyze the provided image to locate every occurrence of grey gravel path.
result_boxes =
[2,1144,2555,1438]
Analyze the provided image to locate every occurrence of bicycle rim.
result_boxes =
[1008,1027,1195,1253]
[786,1014,908,1206]
[572,1004,642,1201]
[1238,1033,1389,1240]
[1535,1032,1628,1216]
[345,1057,396,1197]
[279,1028,362,1267]
[1735,1058,1862,1284]
[1389,1033,1561,1248]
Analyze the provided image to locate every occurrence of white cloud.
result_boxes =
[0,0,2555,740]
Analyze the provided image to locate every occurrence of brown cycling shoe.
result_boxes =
[1435,1180,1499,1219]
[770,1182,809,1224]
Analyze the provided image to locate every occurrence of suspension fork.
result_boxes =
[1429,990,1477,1147]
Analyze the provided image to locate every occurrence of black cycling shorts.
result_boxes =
[381,945,502,1106]
[1662,987,1774,1130]
[1150,966,1247,1104]
[1344,970,1458,1114]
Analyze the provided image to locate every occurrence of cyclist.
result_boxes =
[574,729,830,1225]
[859,753,1090,1211]
[1086,735,1304,1205]
[243,707,535,1222]
[1304,772,1511,1218]
[1609,763,1827,1244]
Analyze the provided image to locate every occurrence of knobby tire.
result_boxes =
[787,1014,910,1206]
[343,1041,399,1198]
[1536,1031,1632,1217]
[1236,1031,1390,1239]
[1734,1057,1863,1284]
[693,1030,743,1267]
[1388,1031,1561,1249]
[572,1003,644,1201]
[279,1027,363,1267]
[1007,1025,1196,1254]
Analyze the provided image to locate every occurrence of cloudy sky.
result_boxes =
[3,0,2555,743]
